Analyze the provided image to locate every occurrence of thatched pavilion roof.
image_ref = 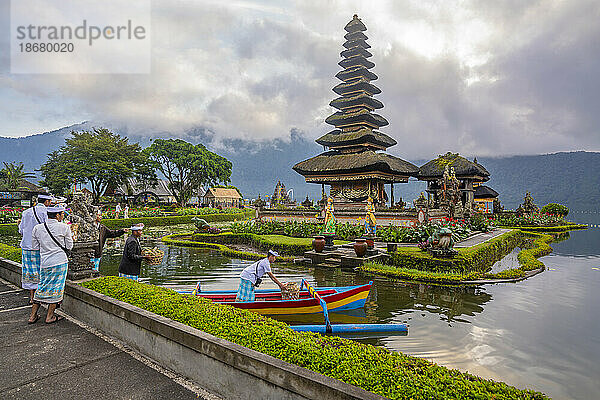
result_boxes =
[418,152,490,181]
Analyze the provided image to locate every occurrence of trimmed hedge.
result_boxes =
[103,209,255,229]
[360,231,556,284]
[0,242,21,263]
[387,230,523,274]
[0,223,19,236]
[482,232,554,280]
[80,277,548,400]
[189,232,311,256]
[162,233,296,263]
[504,224,587,233]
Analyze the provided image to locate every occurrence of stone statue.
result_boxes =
[253,195,266,209]
[439,165,461,219]
[67,191,99,243]
[393,197,406,209]
[493,198,504,213]
[192,217,210,232]
[301,195,313,208]
[364,196,376,236]
[321,197,336,234]
[426,225,458,257]
[518,192,539,215]
[65,190,100,280]
[413,192,427,208]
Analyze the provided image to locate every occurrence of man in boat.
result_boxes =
[236,250,285,302]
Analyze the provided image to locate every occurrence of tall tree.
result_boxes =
[145,138,232,205]
[39,128,154,203]
[0,162,36,191]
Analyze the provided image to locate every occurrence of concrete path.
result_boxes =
[0,279,220,400]
[454,228,512,248]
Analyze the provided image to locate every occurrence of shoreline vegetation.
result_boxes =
[162,224,587,285]
[80,276,549,400]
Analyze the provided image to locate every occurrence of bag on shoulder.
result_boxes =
[43,222,72,258]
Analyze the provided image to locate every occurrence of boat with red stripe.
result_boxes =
[179,281,373,315]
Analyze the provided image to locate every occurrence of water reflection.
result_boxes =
[9,222,600,399]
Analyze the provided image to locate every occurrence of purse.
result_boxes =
[253,261,262,287]
[43,222,72,258]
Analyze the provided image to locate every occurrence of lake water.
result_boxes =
[94,220,600,399]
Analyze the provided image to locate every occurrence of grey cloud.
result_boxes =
[0,0,599,158]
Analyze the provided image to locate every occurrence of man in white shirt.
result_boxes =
[18,194,53,304]
[236,250,285,302]
[28,205,73,324]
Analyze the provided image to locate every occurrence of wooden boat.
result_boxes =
[179,282,373,315]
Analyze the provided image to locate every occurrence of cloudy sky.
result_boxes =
[1,0,599,159]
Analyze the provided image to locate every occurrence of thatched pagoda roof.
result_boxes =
[339,57,375,70]
[333,78,380,95]
[325,109,388,128]
[335,67,378,82]
[344,31,367,41]
[293,150,418,179]
[316,129,397,149]
[343,39,370,50]
[345,15,367,33]
[474,185,499,199]
[330,93,383,110]
[340,47,373,59]
[418,152,490,180]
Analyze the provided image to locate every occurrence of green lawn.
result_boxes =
[258,234,348,246]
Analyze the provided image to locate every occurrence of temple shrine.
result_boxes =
[261,15,500,226]
[293,15,418,210]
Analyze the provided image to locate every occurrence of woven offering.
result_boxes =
[281,282,300,300]
[143,247,164,265]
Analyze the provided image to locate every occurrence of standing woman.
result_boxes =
[29,205,73,324]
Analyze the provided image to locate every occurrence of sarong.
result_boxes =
[90,257,101,271]
[235,278,255,302]
[119,273,139,281]
[34,263,68,304]
[21,249,40,290]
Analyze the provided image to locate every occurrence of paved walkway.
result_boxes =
[0,278,219,400]
[454,228,511,248]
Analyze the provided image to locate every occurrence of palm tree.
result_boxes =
[0,162,36,191]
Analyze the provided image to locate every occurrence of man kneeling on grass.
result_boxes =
[236,250,285,302]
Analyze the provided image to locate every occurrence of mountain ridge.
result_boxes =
[1,124,598,210]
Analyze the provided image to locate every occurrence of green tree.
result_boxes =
[145,138,232,205]
[39,128,153,203]
[0,162,36,191]
[541,203,569,217]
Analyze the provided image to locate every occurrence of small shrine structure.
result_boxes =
[473,184,499,213]
[272,181,294,205]
[418,153,490,218]
[293,15,418,210]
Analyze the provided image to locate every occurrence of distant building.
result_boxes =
[203,188,242,208]
[0,179,46,207]
[473,184,499,213]
[105,178,196,204]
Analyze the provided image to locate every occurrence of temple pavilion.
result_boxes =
[293,15,418,209]
[418,152,491,213]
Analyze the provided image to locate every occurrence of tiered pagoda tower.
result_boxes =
[293,15,418,208]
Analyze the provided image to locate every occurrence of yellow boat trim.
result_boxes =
[249,291,369,315]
